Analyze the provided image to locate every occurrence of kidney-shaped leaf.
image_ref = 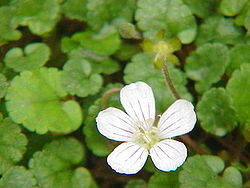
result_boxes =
[136,0,197,43]
[179,155,242,188]
[6,67,82,134]
[29,137,97,188]
[0,117,27,174]
[4,43,50,72]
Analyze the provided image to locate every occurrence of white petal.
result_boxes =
[158,99,196,139]
[150,139,187,172]
[120,82,155,130]
[96,107,137,142]
[107,142,148,174]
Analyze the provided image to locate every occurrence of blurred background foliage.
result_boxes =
[0,0,250,187]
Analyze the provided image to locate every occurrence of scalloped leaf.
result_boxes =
[6,67,82,134]
[220,0,247,16]
[135,0,197,43]
[11,0,60,35]
[125,179,147,188]
[0,7,21,45]
[61,58,103,97]
[113,42,140,61]
[4,43,50,72]
[68,48,120,75]
[226,44,250,75]
[83,84,122,157]
[235,2,250,28]
[86,0,136,30]
[0,166,36,188]
[67,25,121,56]
[179,155,242,188]
[124,53,192,112]
[29,138,97,188]
[0,73,9,98]
[118,22,142,40]
[61,0,87,21]
[183,0,220,18]
[197,88,237,136]
[196,15,244,45]
[0,117,27,174]
[245,9,250,31]
[226,63,250,140]
[185,43,229,93]
[148,171,179,188]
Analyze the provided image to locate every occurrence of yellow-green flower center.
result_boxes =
[132,119,160,150]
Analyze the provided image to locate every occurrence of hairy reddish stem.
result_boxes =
[101,88,121,110]
[162,63,181,99]
[162,61,205,155]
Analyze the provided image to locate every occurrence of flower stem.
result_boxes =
[162,62,181,99]
[101,88,121,110]
[162,60,205,155]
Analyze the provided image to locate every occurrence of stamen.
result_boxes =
[146,118,154,129]
[132,120,160,150]
[134,121,145,131]
[142,134,151,144]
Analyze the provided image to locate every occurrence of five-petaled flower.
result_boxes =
[96,82,196,174]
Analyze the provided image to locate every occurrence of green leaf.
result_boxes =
[232,162,250,173]
[0,64,17,81]
[61,58,103,97]
[71,49,120,74]
[0,117,27,174]
[203,155,225,174]
[0,6,21,45]
[0,73,9,98]
[135,0,197,43]
[23,133,55,164]
[125,179,147,188]
[226,44,250,75]
[29,138,96,188]
[113,42,141,61]
[220,0,247,16]
[226,63,250,138]
[148,171,179,188]
[144,158,157,173]
[84,113,111,157]
[0,166,36,188]
[6,67,82,134]
[124,53,192,112]
[61,0,87,21]
[185,43,229,93]
[235,2,250,28]
[90,58,119,75]
[118,22,142,40]
[244,8,250,31]
[179,155,223,187]
[83,84,122,157]
[179,155,242,188]
[70,167,97,188]
[4,43,50,72]
[223,167,243,188]
[197,88,237,136]
[183,0,220,18]
[70,25,121,56]
[196,15,245,45]
[11,0,60,35]
[86,0,136,30]
[61,36,79,54]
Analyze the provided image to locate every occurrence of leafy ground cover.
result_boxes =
[0,0,250,187]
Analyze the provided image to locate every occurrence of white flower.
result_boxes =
[96,82,196,174]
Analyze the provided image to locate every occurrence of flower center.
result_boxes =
[132,119,160,150]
